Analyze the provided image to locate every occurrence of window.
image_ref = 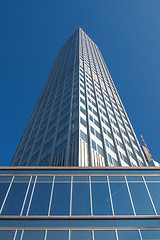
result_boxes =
[80,106,86,115]
[80,130,87,143]
[89,115,93,122]
[97,145,104,156]
[80,117,87,127]
[80,97,85,105]
[94,119,99,127]
[92,140,97,150]
[96,131,101,141]
[90,126,94,135]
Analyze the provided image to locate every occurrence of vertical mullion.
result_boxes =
[26,175,37,216]
[48,175,55,216]
[107,175,114,216]
[70,176,73,216]
[20,176,32,216]
[125,176,136,216]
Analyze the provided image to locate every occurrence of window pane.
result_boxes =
[92,183,112,215]
[47,230,69,240]
[145,182,160,214]
[118,230,141,239]
[22,230,45,240]
[73,176,89,182]
[1,183,28,215]
[0,183,10,209]
[71,230,92,240]
[29,183,52,215]
[141,230,160,239]
[110,182,134,215]
[50,183,70,215]
[72,183,91,215]
[128,182,155,215]
[22,183,34,215]
[91,176,107,182]
[55,176,71,182]
[0,230,15,240]
[94,230,116,240]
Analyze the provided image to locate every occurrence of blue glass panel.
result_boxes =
[72,183,91,215]
[129,182,155,215]
[55,176,71,182]
[92,183,112,215]
[118,230,141,239]
[50,183,70,215]
[127,176,143,181]
[1,183,28,215]
[15,230,22,240]
[37,176,53,182]
[91,176,107,181]
[22,183,34,215]
[144,176,160,181]
[0,230,15,239]
[22,230,45,240]
[109,176,125,181]
[147,182,160,214]
[110,182,134,215]
[47,230,69,240]
[71,230,92,240]
[141,230,160,239]
[29,183,52,215]
[94,230,116,240]
[14,176,30,182]
[0,176,12,182]
[0,183,10,209]
[73,176,89,181]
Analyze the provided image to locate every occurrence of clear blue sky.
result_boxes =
[0,0,160,166]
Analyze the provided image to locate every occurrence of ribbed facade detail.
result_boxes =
[11,28,147,167]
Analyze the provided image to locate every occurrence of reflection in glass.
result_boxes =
[127,176,143,181]
[29,183,52,215]
[0,230,15,240]
[37,176,53,182]
[118,230,141,239]
[109,176,125,181]
[50,183,70,215]
[147,182,160,214]
[22,183,34,215]
[47,230,69,240]
[92,183,112,215]
[55,176,71,182]
[141,230,160,239]
[14,176,30,182]
[73,176,89,181]
[94,230,116,240]
[0,176,12,182]
[22,230,45,240]
[71,230,92,240]
[0,183,10,210]
[72,183,91,215]
[129,183,155,215]
[110,182,134,215]
[91,176,107,182]
[1,183,28,215]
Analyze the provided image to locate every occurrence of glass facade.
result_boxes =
[4,29,160,239]
[0,168,160,239]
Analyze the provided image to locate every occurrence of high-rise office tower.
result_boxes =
[11,28,147,168]
[1,29,160,239]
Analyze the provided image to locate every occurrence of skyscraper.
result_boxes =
[11,28,147,168]
[0,28,160,239]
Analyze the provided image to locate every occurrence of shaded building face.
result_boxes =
[11,28,147,167]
